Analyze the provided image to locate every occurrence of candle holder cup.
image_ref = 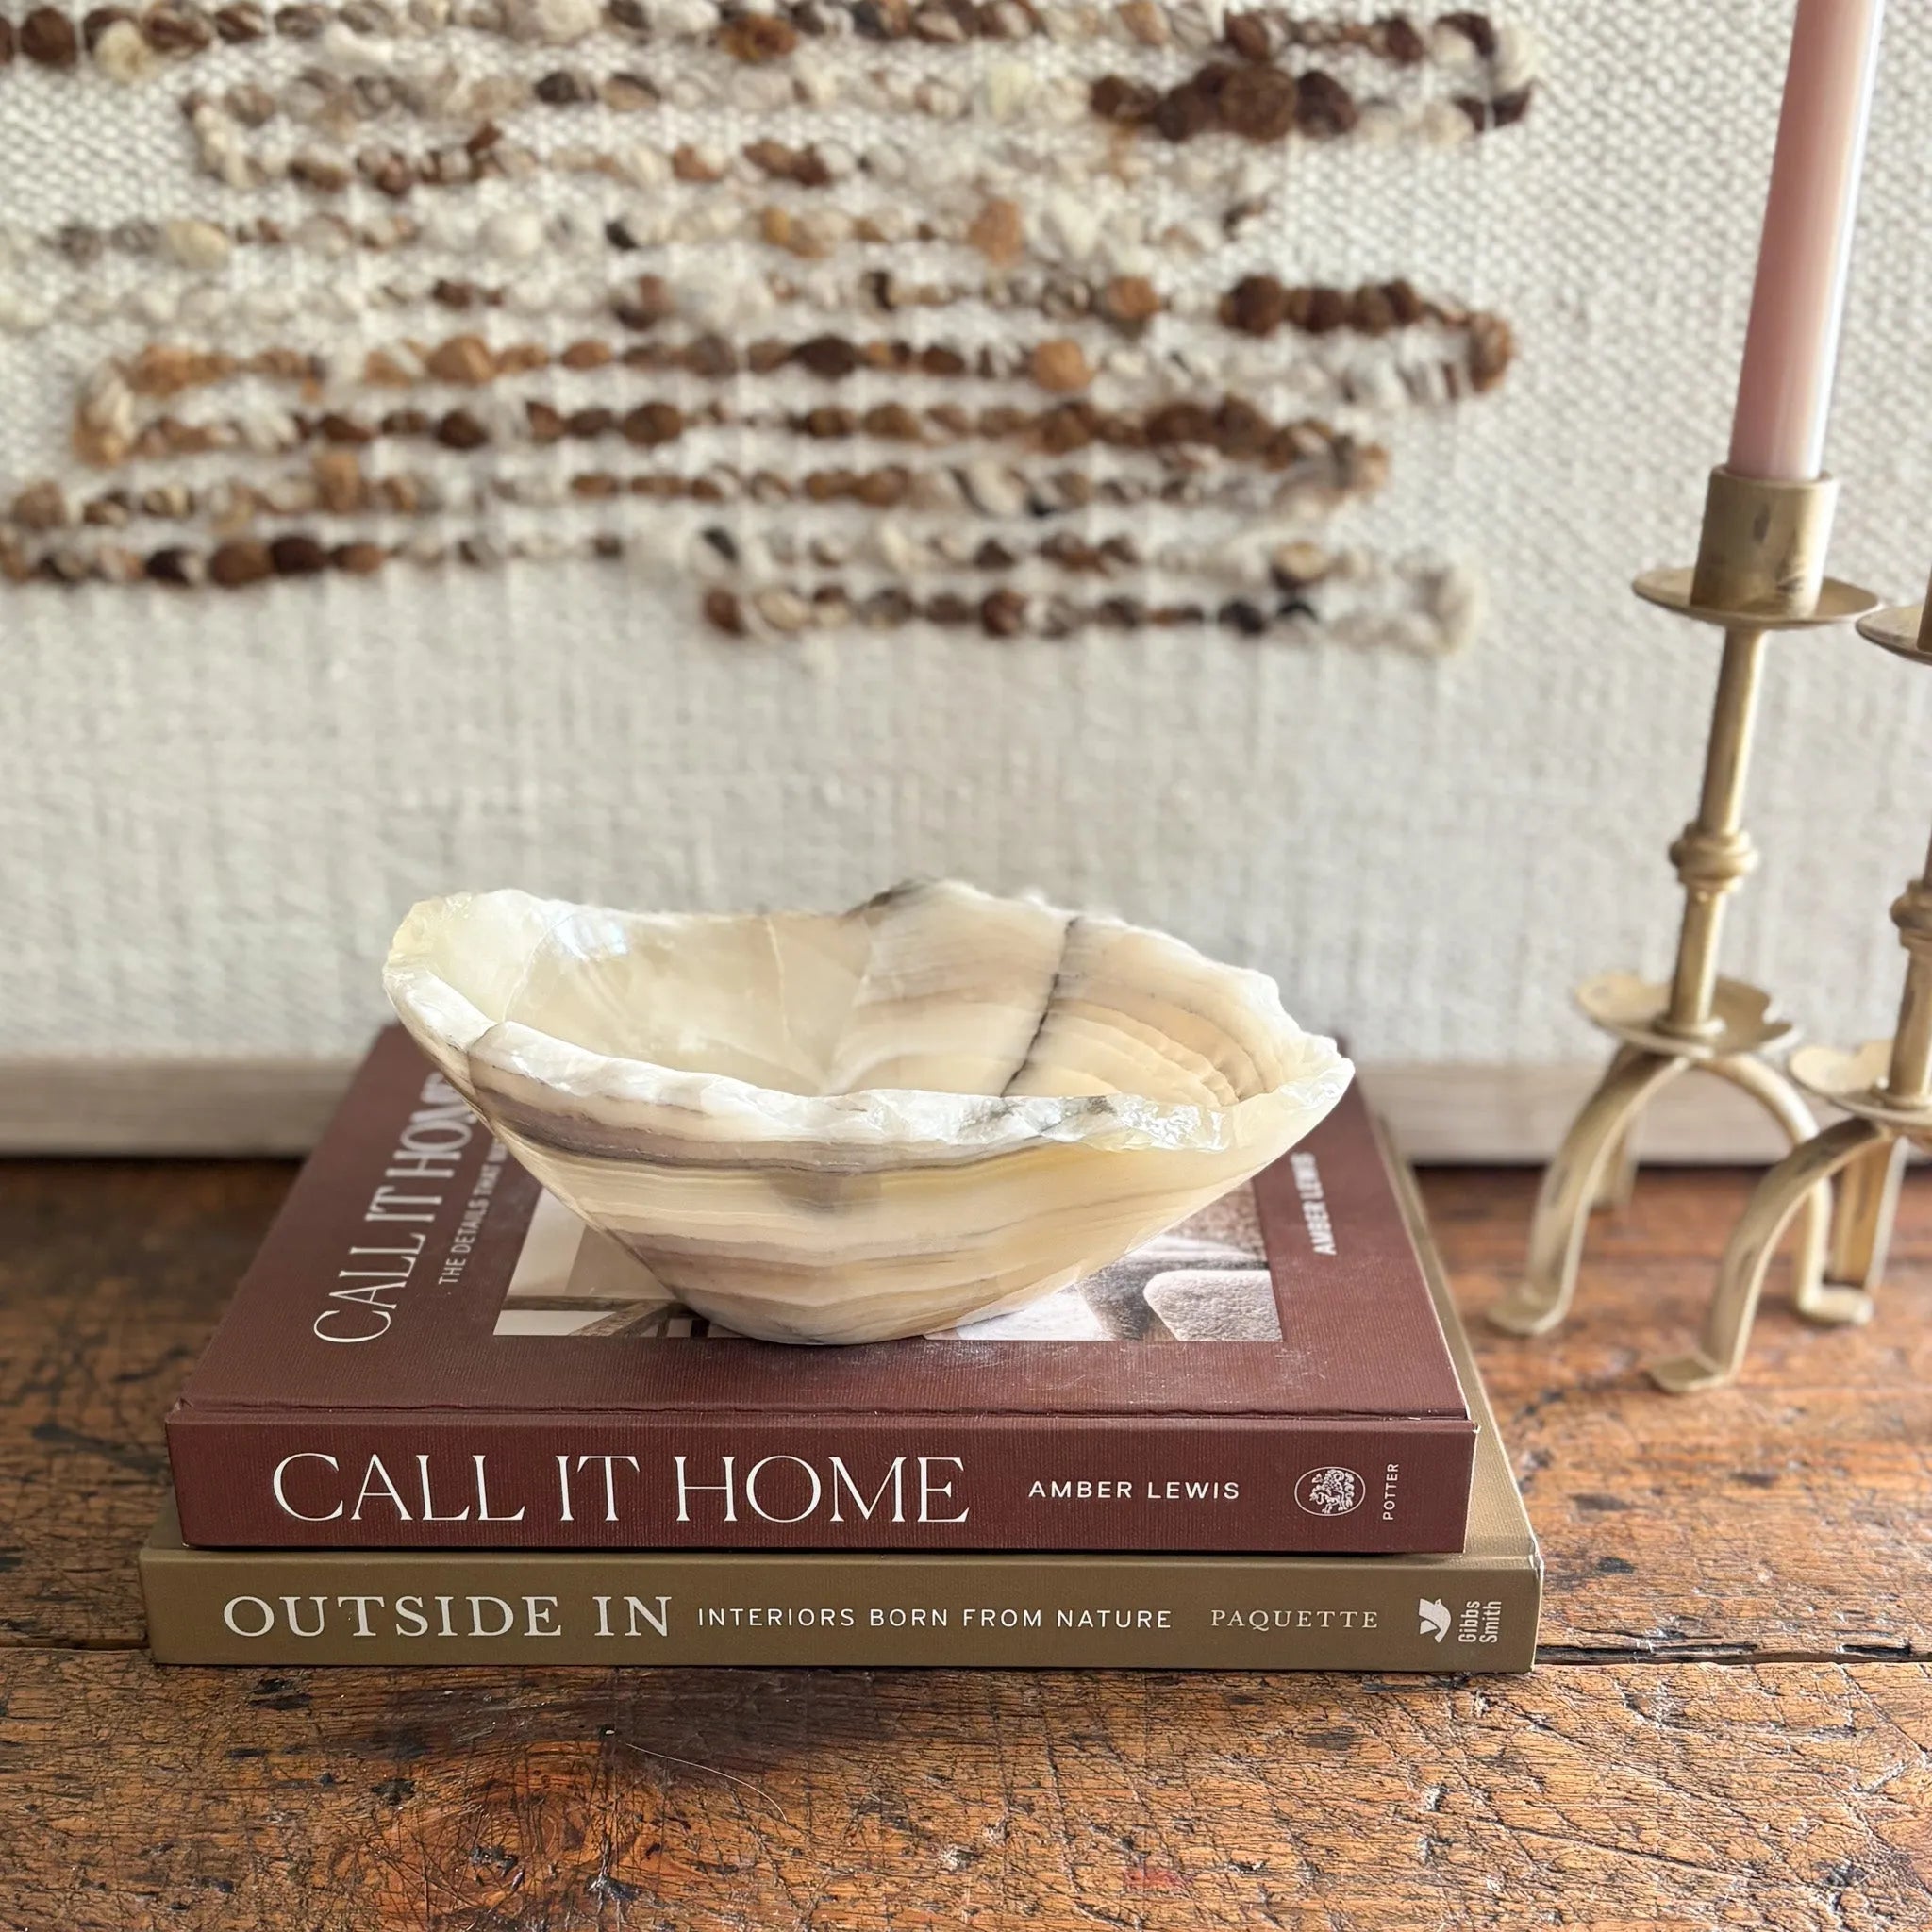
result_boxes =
[1490,466,1881,1391]
[1676,595,1932,1390]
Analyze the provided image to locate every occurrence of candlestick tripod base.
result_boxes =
[1489,468,1881,1388]
[1675,598,1932,1391]
[1487,975,1854,1346]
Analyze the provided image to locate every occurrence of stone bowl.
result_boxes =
[384,880,1352,1343]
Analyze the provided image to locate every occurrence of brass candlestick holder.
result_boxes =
[1672,594,1932,1390]
[1490,467,1881,1390]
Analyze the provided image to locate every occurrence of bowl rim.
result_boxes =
[384,885,1356,1157]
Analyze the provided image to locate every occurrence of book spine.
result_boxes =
[141,1543,1539,1671]
[166,1412,1474,1555]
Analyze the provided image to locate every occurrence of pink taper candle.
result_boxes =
[1727,0,1884,481]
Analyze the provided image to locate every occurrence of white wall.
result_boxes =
[7,0,1931,1065]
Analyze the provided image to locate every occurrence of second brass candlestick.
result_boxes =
[1676,596,1932,1390]
[1491,467,1881,1391]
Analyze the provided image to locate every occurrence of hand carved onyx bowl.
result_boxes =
[384,881,1353,1343]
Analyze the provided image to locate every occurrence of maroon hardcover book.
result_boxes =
[167,1029,1474,1552]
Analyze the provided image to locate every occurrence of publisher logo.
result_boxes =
[1418,1598,1451,1642]
[1293,1466,1363,1517]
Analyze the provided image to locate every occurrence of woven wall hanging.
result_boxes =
[0,0,1531,648]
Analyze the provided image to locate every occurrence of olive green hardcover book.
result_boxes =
[142,1154,1541,1671]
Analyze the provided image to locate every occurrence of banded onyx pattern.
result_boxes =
[385,882,1351,1341]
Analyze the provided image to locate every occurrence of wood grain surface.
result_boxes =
[3,1651,1928,1930]
[2,1157,1930,1928]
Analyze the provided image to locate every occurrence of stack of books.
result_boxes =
[142,1029,1541,1670]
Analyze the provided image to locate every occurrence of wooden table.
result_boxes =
[2,1159,1928,1929]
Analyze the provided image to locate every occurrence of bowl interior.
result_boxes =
[416,887,1307,1108]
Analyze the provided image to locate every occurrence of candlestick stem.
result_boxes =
[1883,876,1932,1104]
[1662,630,1766,1037]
